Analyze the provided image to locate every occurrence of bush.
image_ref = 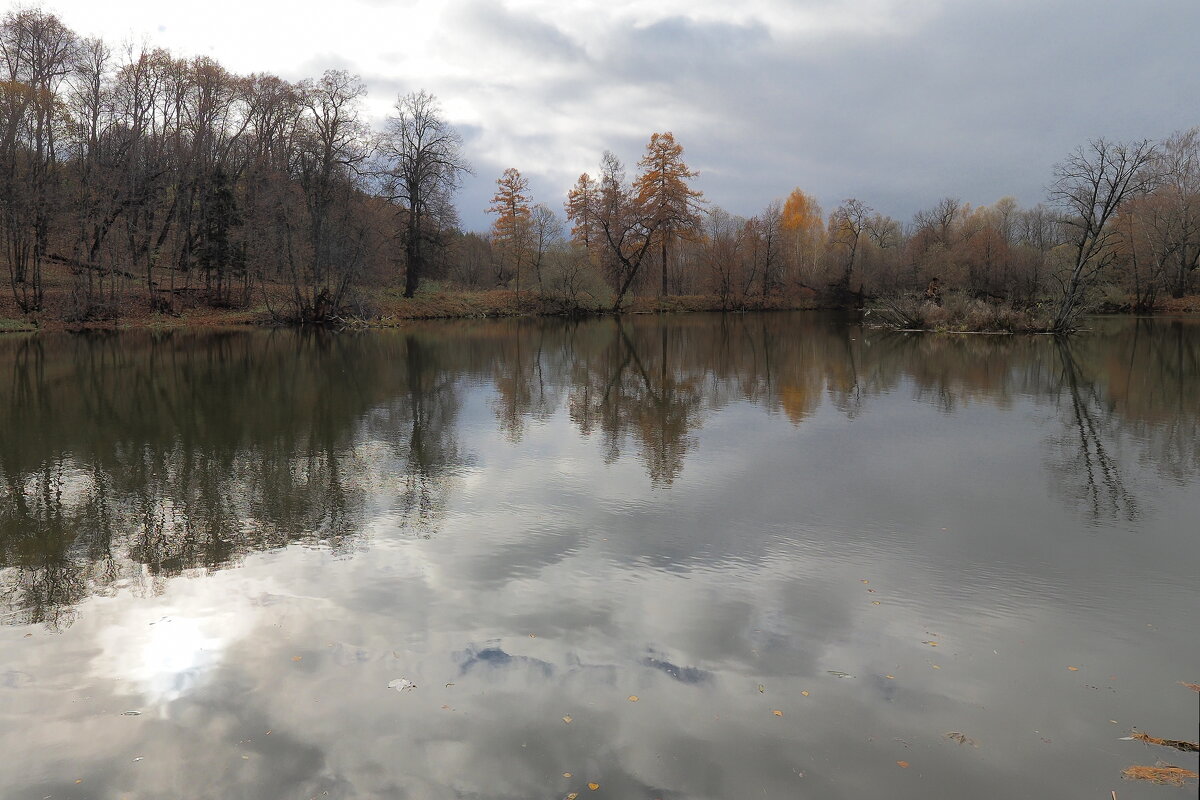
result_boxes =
[868,291,1053,333]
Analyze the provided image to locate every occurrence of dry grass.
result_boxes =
[869,292,1055,333]
[1159,296,1200,314]
[1121,765,1198,786]
[0,261,824,331]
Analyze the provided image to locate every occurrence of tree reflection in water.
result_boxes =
[2,314,1197,627]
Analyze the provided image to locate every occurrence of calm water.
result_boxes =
[1,313,1197,800]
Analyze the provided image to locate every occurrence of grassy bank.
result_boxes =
[0,269,823,333]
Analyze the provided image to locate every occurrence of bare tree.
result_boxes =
[1050,138,1159,331]
[0,8,78,311]
[595,150,659,311]
[827,198,871,296]
[376,90,469,297]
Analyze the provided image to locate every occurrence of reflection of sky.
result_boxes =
[3,339,1199,798]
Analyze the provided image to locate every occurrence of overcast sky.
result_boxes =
[36,0,1200,231]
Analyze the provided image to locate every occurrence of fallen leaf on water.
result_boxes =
[132,757,144,762]
[563,772,572,778]
[922,641,938,647]
[529,633,537,638]
[292,656,303,662]
[944,731,978,747]
[562,715,573,724]
[121,710,141,716]
[827,670,854,678]
[757,683,765,693]
[867,589,876,593]
[931,665,941,670]
[772,709,783,717]
[801,691,810,697]
[387,678,416,692]
[23,633,31,638]
[445,683,455,687]
[885,675,895,680]
[872,601,881,606]
[627,695,639,702]
[1179,681,1200,692]
[567,794,579,800]
[861,580,869,584]
[896,761,909,768]
[1067,666,1079,671]
[75,779,82,784]
[588,782,600,790]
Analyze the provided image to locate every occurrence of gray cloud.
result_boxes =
[431,0,1200,229]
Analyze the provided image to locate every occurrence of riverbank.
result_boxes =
[3,272,1197,334]
[0,279,825,333]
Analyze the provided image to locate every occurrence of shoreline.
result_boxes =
[2,289,1196,335]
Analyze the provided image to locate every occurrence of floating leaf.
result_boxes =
[567,794,579,800]
[757,684,765,693]
[931,665,941,670]
[827,670,854,678]
[562,715,573,724]
[588,782,600,790]
[627,695,639,702]
[872,601,881,606]
[387,678,416,692]
[563,772,572,778]
[944,731,978,747]
[529,633,537,638]
[292,656,302,662]
[885,675,896,680]
[121,710,141,716]
[921,641,938,647]
[801,691,810,697]
[896,761,909,768]
[861,580,869,584]
[1067,666,1079,671]
[772,709,783,717]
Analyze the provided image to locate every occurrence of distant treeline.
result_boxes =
[1,8,1197,328]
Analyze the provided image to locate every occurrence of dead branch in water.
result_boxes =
[1130,730,1199,753]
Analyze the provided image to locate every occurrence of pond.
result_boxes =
[1,313,1197,799]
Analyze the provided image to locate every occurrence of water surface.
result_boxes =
[2,313,1197,799]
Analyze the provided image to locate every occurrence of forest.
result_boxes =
[2,8,1198,331]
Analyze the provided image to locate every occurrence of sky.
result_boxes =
[30,0,1200,232]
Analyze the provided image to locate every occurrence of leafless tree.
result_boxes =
[1050,138,1159,331]
[376,90,469,297]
